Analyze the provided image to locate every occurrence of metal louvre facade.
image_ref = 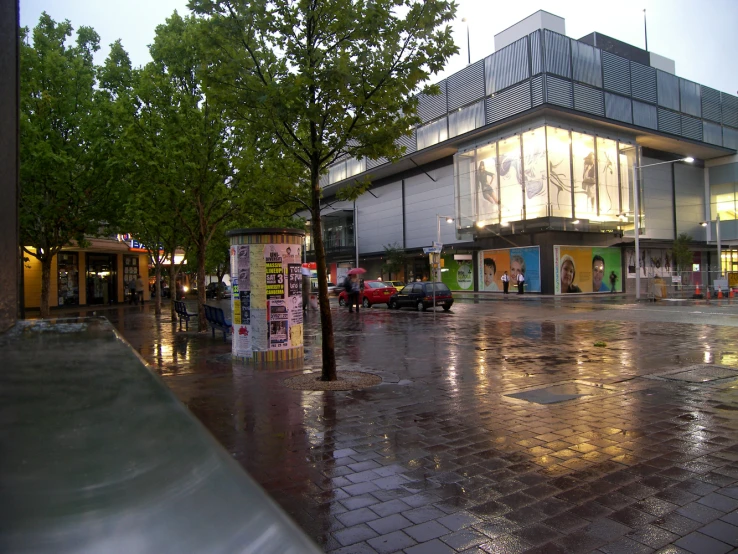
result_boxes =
[324,28,737,186]
[447,60,485,111]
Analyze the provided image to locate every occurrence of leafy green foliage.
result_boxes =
[382,242,407,279]
[192,0,458,379]
[672,233,694,272]
[20,14,131,316]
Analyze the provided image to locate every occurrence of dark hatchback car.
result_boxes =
[389,282,454,311]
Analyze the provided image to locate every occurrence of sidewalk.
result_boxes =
[103,299,738,552]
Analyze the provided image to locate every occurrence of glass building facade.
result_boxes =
[454,125,636,230]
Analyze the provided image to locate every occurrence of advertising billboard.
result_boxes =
[554,246,622,294]
[440,255,474,291]
[478,246,541,293]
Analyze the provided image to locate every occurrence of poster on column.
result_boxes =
[268,299,289,349]
[233,244,252,355]
[478,246,540,292]
[554,246,622,294]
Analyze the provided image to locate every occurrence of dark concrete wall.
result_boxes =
[0,1,19,331]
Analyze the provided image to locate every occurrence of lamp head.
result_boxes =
[683,157,694,163]
[572,219,580,225]
[446,217,453,224]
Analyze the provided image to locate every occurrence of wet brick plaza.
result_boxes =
[99,295,738,553]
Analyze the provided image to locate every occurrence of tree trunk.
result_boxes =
[197,239,207,331]
[312,174,337,381]
[154,263,162,316]
[40,255,52,318]
[169,263,177,321]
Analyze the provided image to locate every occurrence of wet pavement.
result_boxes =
[67,296,738,552]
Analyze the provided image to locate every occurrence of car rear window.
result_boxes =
[424,283,451,293]
[367,282,388,289]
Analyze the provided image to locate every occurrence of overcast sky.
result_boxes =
[20,0,738,96]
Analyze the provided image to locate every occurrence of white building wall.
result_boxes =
[494,10,565,51]
[356,181,403,254]
[403,163,461,249]
[641,156,674,240]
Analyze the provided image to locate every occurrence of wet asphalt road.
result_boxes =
[94,295,738,553]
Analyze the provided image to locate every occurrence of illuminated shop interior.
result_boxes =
[454,124,637,234]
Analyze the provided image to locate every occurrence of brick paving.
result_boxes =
[101,296,738,553]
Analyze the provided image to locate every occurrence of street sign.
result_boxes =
[423,247,442,254]
[432,241,443,249]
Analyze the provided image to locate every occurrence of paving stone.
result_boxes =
[366,514,413,535]
[674,531,732,553]
[365,530,416,553]
[598,536,656,553]
[676,501,726,523]
[440,528,489,550]
[698,519,738,546]
[404,538,455,553]
[698,493,738,513]
[403,520,451,542]
[332,524,379,547]
[627,524,681,549]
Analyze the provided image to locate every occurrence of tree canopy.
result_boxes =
[191,0,458,379]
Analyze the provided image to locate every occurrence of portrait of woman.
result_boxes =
[560,255,582,293]
[477,160,498,205]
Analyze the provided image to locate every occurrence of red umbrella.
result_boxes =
[347,268,366,275]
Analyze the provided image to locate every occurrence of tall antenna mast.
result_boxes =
[643,9,648,51]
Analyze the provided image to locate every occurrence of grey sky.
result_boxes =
[20,0,738,96]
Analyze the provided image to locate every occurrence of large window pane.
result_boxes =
[345,157,365,178]
[546,127,573,218]
[498,135,523,223]
[449,101,485,138]
[417,117,448,150]
[619,143,634,219]
[596,138,619,218]
[572,132,597,219]
[328,161,346,184]
[711,182,738,221]
[455,152,476,229]
[522,128,548,219]
[474,143,499,224]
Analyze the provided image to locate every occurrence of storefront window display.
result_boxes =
[597,138,619,218]
[440,254,474,291]
[522,129,548,219]
[475,143,499,224]
[455,124,634,229]
[497,135,522,224]
[57,253,79,306]
[572,132,597,219]
[546,127,573,218]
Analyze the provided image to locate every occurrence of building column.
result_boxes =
[0,1,19,330]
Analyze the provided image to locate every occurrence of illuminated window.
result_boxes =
[497,135,522,224]
[449,102,485,138]
[572,132,597,219]
[596,138,619,219]
[546,127,573,218]
[522,129,548,219]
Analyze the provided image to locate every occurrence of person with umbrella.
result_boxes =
[346,268,365,313]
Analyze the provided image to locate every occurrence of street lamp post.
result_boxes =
[461,18,470,65]
[433,214,454,312]
[701,213,721,281]
[632,157,694,300]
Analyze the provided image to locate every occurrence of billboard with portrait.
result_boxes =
[554,246,622,294]
[478,246,541,293]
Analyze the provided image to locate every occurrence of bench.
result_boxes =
[204,304,232,342]
[173,300,196,331]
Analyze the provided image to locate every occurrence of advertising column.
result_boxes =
[228,228,305,364]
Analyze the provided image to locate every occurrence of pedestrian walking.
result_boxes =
[609,271,618,293]
[135,274,145,305]
[348,274,361,313]
[517,271,525,295]
[501,271,510,294]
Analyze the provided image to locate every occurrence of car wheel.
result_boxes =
[417,300,426,311]
[389,299,398,310]
[339,297,346,307]
[362,297,371,309]
[442,305,451,311]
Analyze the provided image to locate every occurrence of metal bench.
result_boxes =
[204,304,232,342]
[173,300,196,331]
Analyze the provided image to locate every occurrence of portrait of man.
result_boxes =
[592,254,609,292]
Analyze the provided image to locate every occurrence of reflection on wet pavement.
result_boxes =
[97,297,738,553]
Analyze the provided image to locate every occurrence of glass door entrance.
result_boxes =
[86,254,117,305]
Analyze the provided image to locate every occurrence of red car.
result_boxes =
[338,280,398,308]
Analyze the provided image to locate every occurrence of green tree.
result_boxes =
[672,233,694,272]
[382,242,407,280]
[192,0,458,380]
[20,14,130,317]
